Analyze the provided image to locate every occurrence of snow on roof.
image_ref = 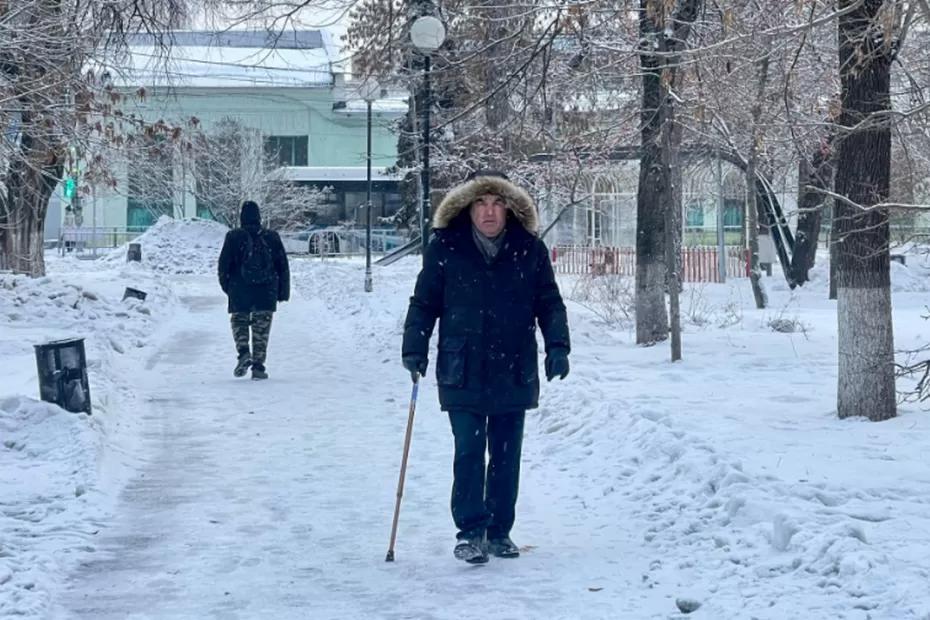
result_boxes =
[336,92,410,117]
[275,166,404,183]
[109,30,342,89]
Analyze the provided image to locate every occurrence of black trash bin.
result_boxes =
[122,287,147,301]
[34,338,92,415]
[127,242,142,262]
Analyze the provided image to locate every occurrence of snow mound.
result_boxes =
[105,216,228,275]
[890,260,930,293]
[0,272,164,352]
[0,396,101,618]
[770,256,930,293]
[0,396,99,503]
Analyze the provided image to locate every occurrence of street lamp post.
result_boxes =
[410,15,446,260]
[360,79,380,293]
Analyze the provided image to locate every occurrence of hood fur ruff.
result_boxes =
[432,176,538,234]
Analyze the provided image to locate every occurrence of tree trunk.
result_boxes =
[834,0,896,421]
[0,0,71,277]
[745,52,770,309]
[663,109,683,361]
[0,128,62,277]
[745,157,766,310]
[791,139,834,285]
[481,0,513,135]
[635,126,669,344]
[828,216,838,300]
[635,0,701,345]
[635,0,669,345]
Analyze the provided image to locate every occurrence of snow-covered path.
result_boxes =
[13,247,928,619]
[54,268,665,619]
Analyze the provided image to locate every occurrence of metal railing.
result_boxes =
[58,227,144,255]
[551,245,749,282]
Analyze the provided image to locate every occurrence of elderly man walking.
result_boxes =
[402,170,570,564]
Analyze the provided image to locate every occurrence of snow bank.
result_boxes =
[0,261,180,617]
[890,259,930,293]
[1,271,156,342]
[104,216,228,275]
[0,397,104,616]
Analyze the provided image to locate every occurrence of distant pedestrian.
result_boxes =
[62,206,76,253]
[402,170,570,564]
[218,200,290,380]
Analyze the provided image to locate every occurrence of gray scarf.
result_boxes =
[472,225,506,264]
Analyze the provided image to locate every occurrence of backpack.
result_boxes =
[240,231,275,285]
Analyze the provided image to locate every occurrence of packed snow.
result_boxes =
[2,219,930,619]
[101,216,228,275]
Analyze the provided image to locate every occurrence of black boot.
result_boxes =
[453,535,488,564]
[487,536,520,558]
[233,352,251,378]
[251,363,268,380]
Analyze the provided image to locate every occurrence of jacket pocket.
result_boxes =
[517,343,538,385]
[437,336,467,388]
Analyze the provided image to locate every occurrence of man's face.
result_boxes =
[469,193,507,238]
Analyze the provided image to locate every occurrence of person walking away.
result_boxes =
[401,170,571,564]
[218,200,290,380]
[62,206,76,253]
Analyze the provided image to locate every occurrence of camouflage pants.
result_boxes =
[230,311,274,365]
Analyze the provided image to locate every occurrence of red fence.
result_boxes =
[551,245,749,283]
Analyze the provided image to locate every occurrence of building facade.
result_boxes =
[58,30,406,237]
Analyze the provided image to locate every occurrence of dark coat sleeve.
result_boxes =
[270,231,290,302]
[402,237,445,359]
[217,231,236,294]
[533,239,570,354]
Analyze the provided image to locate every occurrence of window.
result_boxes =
[685,200,704,227]
[127,140,174,230]
[723,198,744,228]
[264,135,308,167]
[586,205,603,246]
[195,198,217,221]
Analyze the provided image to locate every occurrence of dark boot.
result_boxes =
[453,535,488,564]
[233,352,251,378]
[487,536,520,558]
[251,363,268,380]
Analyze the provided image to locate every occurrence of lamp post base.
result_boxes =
[364,269,373,293]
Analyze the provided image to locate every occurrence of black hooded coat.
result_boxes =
[217,202,290,313]
[402,175,570,414]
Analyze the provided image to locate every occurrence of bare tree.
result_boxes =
[745,48,771,310]
[120,116,329,230]
[834,0,900,421]
[0,0,185,276]
[635,0,702,347]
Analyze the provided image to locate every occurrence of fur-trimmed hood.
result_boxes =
[432,175,538,234]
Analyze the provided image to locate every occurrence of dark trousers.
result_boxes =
[448,410,525,541]
[230,311,273,365]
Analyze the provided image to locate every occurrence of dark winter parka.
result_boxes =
[402,175,570,414]
[217,202,290,313]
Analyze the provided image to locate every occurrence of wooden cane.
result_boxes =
[385,374,419,562]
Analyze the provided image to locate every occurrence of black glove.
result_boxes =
[545,349,570,382]
[402,355,428,382]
